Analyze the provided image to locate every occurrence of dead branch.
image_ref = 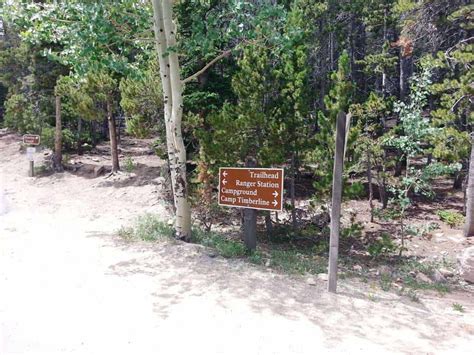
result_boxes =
[182,50,232,84]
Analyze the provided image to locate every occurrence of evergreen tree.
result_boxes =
[311,51,354,198]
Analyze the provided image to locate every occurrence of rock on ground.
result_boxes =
[459,246,474,283]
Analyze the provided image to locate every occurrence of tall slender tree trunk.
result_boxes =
[367,149,374,222]
[53,96,63,172]
[152,0,176,209]
[117,114,121,144]
[376,168,388,209]
[77,117,83,155]
[290,152,297,230]
[399,54,412,101]
[453,163,466,190]
[107,98,120,172]
[381,7,388,97]
[152,0,191,240]
[464,142,474,237]
[350,14,366,96]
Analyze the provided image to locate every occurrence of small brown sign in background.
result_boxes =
[218,167,284,211]
[23,134,40,146]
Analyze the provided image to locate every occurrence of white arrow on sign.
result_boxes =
[222,171,228,177]
[272,200,278,207]
[272,191,279,198]
[222,179,228,185]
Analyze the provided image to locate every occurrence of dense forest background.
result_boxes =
[0,0,472,251]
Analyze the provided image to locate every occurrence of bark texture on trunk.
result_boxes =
[152,0,176,208]
[77,117,83,155]
[53,96,63,172]
[107,98,120,172]
[381,6,388,98]
[399,55,413,101]
[367,149,374,222]
[290,152,297,230]
[91,121,97,147]
[152,0,191,241]
[464,143,474,237]
[328,111,347,293]
[376,168,388,209]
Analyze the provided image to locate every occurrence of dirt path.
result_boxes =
[1,133,474,355]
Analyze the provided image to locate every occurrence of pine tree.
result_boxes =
[312,50,353,198]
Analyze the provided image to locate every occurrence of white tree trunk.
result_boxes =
[151,0,176,209]
[151,0,191,240]
[464,142,474,237]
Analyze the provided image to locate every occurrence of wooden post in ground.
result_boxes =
[243,157,257,251]
[28,160,34,177]
[328,111,347,293]
[243,208,257,250]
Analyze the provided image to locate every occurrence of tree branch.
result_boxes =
[182,50,232,84]
[445,36,474,67]
[451,94,472,112]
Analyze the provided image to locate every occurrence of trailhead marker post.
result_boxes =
[23,134,40,177]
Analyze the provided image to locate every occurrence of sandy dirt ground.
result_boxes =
[1,132,474,355]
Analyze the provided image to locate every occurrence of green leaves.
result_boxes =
[120,59,164,138]
[385,67,434,158]
[6,0,153,76]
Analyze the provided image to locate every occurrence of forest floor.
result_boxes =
[1,131,474,354]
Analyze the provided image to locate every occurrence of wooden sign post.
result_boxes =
[23,134,40,177]
[218,167,284,250]
[26,147,36,177]
[328,112,347,293]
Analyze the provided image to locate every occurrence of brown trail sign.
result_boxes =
[218,167,284,212]
[23,134,41,146]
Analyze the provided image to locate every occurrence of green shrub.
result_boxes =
[40,126,76,150]
[119,63,163,139]
[437,210,464,227]
[40,126,55,149]
[118,214,173,241]
[379,273,392,291]
[397,259,450,294]
[117,226,135,240]
[344,181,365,200]
[248,251,264,265]
[125,114,152,138]
[191,227,247,258]
[3,94,39,133]
[367,233,398,258]
[269,249,326,275]
[124,156,136,173]
[405,222,439,237]
[118,215,247,258]
[341,219,364,238]
[452,303,465,313]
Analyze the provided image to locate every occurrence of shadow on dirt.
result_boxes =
[87,229,469,354]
